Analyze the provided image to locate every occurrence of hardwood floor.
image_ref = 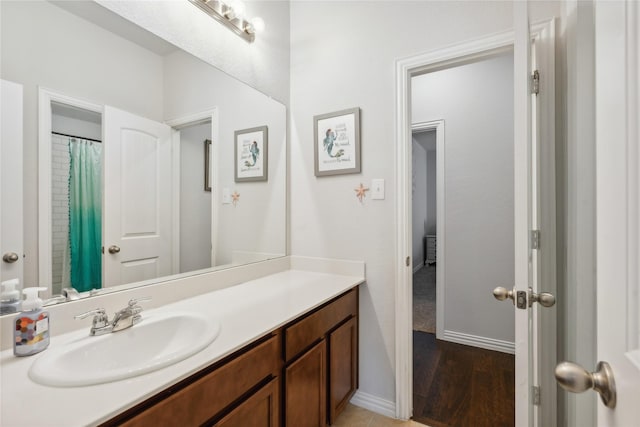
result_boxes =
[412,331,515,427]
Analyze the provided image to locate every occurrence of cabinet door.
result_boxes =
[215,378,279,427]
[329,317,357,423]
[285,340,326,427]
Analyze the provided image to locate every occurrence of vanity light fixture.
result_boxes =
[188,0,262,43]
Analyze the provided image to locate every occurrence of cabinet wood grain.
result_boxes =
[285,340,327,427]
[214,378,280,427]
[329,317,357,423]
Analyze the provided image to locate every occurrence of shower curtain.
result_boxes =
[69,138,102,291]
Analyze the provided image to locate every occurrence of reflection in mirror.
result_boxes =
[0,0,286,307]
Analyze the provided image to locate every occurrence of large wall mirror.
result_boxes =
[0,0,286,309]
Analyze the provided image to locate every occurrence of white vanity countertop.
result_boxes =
[0,269,364,427]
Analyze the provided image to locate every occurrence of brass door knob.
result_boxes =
[555,361,616,408]
[108,245,121,254]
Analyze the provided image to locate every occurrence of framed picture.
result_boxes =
[234,126,268,182]
[204,139,212,192]
[314,107,361,176]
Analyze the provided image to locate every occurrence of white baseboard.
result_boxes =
[442,330,515,354]
[350,390,396,419]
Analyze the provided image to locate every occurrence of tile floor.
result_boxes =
[333,404,429,427]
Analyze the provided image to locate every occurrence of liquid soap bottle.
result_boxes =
[0,279,21,315]
[14,287,50,357]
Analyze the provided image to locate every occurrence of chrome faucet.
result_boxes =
[75,297,151,336]
[111,298,150,332]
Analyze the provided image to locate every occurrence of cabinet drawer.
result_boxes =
[214,377,279,427]
[285,289,357,362]
[120,334,280,427]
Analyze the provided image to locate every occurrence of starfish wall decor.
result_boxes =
[231,191,240,206]
[355,183,369,203]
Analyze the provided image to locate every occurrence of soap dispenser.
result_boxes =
[14,287,50,357]
[0,279,21,315]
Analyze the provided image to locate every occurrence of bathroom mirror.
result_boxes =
[0,0,286,306]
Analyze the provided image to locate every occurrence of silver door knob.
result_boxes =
[555,361,616,408]
[493,286,528,308]
[108,245,121,254]
[493,286,515,302]
[3,252,19,263]
[530,290,555,307]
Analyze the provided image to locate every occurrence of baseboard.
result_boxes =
[350,390,396,419]
[442,330,515,354]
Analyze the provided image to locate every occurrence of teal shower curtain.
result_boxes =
[69,139,102,291]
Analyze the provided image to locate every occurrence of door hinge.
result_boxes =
[406,256,411,267]
[530,229,541,250]
[531,70,540,95]
[532,385,541,406]
[532,386,541,406]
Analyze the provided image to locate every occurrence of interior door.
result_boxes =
[1,80,23,285]
[512,3,535,425]
[103,106,173,287]
[593,1,640,424]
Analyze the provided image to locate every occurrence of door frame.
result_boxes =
[411,120,445,340]
[166,108,220,269]
[394,20,556,421]
[38,87,103,298]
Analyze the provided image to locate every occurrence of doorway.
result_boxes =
[409,50,516,427]
[396,19,557,426]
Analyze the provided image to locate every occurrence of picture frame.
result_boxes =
[234,126,268,182]
[204,139,212,192]
[314,107,361,176]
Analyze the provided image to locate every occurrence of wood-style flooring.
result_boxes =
[412,331,515,427]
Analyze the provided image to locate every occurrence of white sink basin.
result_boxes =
[29,311,221,387]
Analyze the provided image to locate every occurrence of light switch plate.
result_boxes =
[371,179,385,200]
[222,188,231,204]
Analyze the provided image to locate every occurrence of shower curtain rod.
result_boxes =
[52,131,102,143]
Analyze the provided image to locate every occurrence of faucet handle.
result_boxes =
[75,308,110,329]
[74,308,106,320]
[128,297,151,307]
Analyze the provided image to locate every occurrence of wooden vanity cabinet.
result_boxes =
[102,287,358,427]
[284,288,359,426]
[104,334,281,427]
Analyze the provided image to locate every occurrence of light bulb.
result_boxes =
[250,17,265,33]
[229,0,246,19]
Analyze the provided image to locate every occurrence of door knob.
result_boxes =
[3,252,19,263]
[555,361,616,408]
[529,290,555,307]
[493,287,528,309]
[108,245,121,254]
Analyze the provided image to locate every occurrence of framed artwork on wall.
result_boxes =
[234,125,268,182]
[313,107,361,176]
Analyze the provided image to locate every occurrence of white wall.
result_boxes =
[411,134,428,270]
[163,50,287,265]
[179,122,213,273]
[290,0,562,407]
[412,52,515,345]
[97,0,290,105]
[0,0,165,287]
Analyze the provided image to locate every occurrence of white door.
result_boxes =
[103,106,173,287]
[0,80,23,285]
[593,1,640,424]
[510,4,558,426]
